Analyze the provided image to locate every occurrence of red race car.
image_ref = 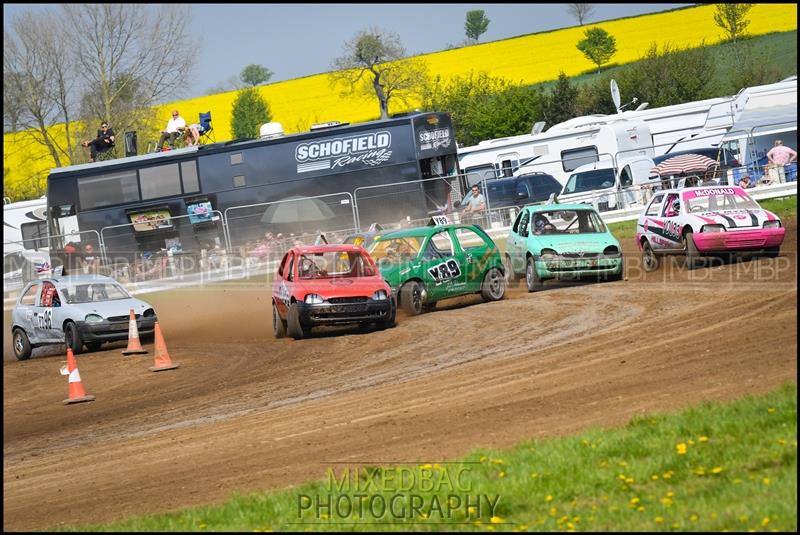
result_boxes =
[272,244,396,339]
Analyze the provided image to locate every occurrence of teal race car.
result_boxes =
[368,223,506,315]
[504,203,624,292]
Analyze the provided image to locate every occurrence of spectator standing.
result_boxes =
[461,184,486,223]
[82,243,100,274]
[738,175,753,189]
[765,140,797,184]
[81,122,115,162]
[156,109,186,151]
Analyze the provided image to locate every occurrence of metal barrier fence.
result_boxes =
[353,175,457,230]
[222,192,357,252]
[3,229,103,292]
[98,211,226,285]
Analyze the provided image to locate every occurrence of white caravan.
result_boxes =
[458,116,655,187]
[3,196,52,287]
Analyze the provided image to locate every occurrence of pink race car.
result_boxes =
[636,186,785,270]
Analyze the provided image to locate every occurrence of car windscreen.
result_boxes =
[682,188,760,213]
[297,251,376,279]
[369,236,424,265]
[563,169,616,194]
[60,282,131,304]
[531,209,607,235]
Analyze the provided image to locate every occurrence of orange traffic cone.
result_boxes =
[122,309,148,355]
[149,322,179,372]
[61,348,95,404]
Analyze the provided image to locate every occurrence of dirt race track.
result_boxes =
[3,223,798,531]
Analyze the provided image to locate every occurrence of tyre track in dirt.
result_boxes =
[3,222,796,531]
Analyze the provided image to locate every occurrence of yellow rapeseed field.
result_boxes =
[3,3,796,197]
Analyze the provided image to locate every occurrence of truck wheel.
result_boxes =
[272,302,287,339]
[64,322,84,354]
[12,328,32,361]
[481,267,506,302]
[286,302,305,340]
[525,257,543,292]
[401,281,425,315]
[642,241,660,272]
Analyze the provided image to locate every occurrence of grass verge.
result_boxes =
[68,383,797,532]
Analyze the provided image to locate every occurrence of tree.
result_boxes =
[576,27,617,73]
[540,73,579,126]
[465,10,490,43]
[206,74,243,95]
[231,87,272,139]
[713,3,753,44]
[567,4,595,26]
[330,27,429,119]
[4,4,198,169]
[421,71,541,147]
[240,64,274,87]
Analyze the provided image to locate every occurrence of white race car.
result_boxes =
[636,186,785,270]
[11,274,157,360]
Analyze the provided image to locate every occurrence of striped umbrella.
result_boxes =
[651,153,720,177]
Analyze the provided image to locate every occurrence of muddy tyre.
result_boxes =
[642,241,659,272]
[401,281,425,315]
[12,328,32,361]
[481,267,506,302]
[525,257,543,292]
[272,302,287,339]
[287,302,306,340]
[64,321,84,354]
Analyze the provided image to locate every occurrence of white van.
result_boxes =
[557,155,656,212]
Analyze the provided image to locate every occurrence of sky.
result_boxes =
[4,3,692,99]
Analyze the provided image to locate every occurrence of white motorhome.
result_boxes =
[3,196,51,287]
[718,77,797,183]
[457,116,655,187]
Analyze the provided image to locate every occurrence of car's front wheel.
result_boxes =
[12,328,32,361]
[64,321,84,354]
[376,298,397,330]
[272,302,287,339]
[642,241,660,272]
[525,257,543,292]
[503,254,520,284]
[684,231,701,270]
[401,281,425,315]
[481,267,506,302]
[286,302,306,340]
[763,246,781,258]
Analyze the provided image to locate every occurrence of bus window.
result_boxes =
[140,163,181,200]
[77,170,139,209]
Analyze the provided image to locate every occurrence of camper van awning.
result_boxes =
[722,103,797,141]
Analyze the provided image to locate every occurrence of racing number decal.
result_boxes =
[36,309,53,329]
[427,259,461,283]
[663,220,682,241]
[278,282,290,304]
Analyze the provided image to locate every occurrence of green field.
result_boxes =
[66,384,797,532]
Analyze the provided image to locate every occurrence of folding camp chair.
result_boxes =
[197,111,215,144]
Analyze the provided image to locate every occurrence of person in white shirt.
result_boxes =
[156,109,187,151]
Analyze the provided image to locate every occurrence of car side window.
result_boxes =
[645,194,665,216]
[620,166,634,188]
[662,193,680,217]
[20,284,39,306]
[531,174,562,202]
[41,281,60,307]
[277,253,289,278]
[512,211,524,233]
[423,231,454,260]
[519,211,530,237]
[286,254,295,282]
[456,227,490,252]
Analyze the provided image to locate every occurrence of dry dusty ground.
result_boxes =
[3,221,797,531]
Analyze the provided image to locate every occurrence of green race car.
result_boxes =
[504,203,624,292]
[369,223,506,315]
